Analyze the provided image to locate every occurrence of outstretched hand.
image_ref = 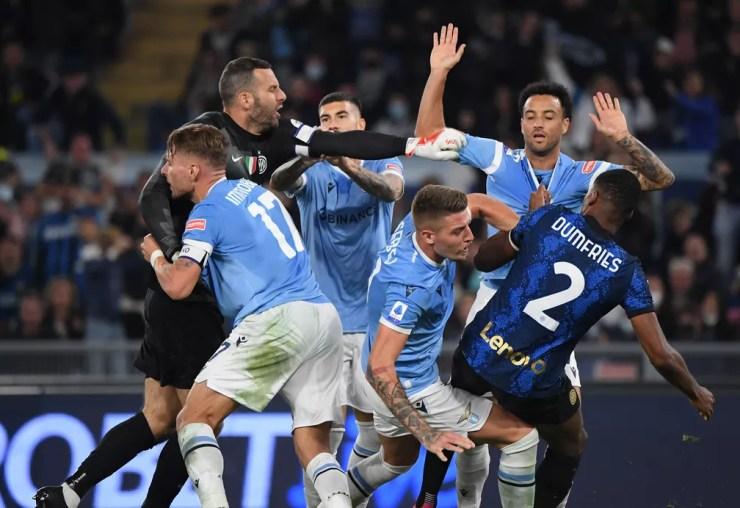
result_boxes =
[589,92,630,143]
[430,23,466,72]
[692,386,715,421]
[422,430,475,462]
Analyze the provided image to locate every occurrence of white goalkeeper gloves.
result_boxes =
[405,128,466,160]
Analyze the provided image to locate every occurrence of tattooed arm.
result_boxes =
[270,156,320,192]
[367,323,474,461]
[328,157,404,202]
[589,91,675,191]
[140,234,202,300]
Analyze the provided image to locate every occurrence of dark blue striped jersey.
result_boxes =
[460,205,653,397]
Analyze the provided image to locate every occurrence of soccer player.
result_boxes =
[33,57,465,508]
[345,185,540,507]
[270,91,404,507]
[434,169,714,508]
[141,124,351,507]
[415,24,677,507]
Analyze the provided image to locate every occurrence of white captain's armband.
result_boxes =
[180,240,213,267]
[290,119,317,144]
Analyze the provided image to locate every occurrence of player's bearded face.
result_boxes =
[319,101,365,133]
[249,69,286,129]
[433,209,474,261]
[520,95,570,157]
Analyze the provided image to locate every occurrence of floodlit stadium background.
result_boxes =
[0,1,739,507]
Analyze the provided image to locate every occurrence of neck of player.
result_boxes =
[225,107,268,136]
[525,145,559,170]
[415,232,445,264]
[192,174,226,204]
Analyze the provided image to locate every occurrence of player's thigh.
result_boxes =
[469,402,533,449]
[344,332,376,415]
[177,380,238,430]
[379,434,420,467]
[464,284,497,327]
[536,404,586,458]
[281,302,344,431]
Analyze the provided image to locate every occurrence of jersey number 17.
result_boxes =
[248,192,305,258]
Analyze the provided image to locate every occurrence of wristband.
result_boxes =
[150,249,164,270]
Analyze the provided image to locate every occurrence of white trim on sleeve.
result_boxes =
[379,317,412,335]
[587,161,613,190]
[508,230,520,251]
[482,140,505,175]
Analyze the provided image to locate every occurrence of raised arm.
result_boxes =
[589,92,675,190]
[630,312,714,420]
[415,23,466,137]
[467,193,519,231]
[138,162,181,260]
[367,323,474,461]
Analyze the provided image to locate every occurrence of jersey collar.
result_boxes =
[412,233,445,268]
[206,177,227,197]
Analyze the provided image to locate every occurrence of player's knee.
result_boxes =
[176,403,219,431]
[382,443,418,467]
[142,406,177,438]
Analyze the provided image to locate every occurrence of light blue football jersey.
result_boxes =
[459,135,622,287]
[181,178,326,328]
[293,158,402,333]
[361,214,456,396]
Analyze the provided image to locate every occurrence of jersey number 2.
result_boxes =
[248,192,305,258]
[523,262,585,332]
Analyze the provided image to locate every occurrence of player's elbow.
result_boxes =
[648,348,676,372]
[162,279,194,301]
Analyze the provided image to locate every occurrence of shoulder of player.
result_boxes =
[187,111,226,128]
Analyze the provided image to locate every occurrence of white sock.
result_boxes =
[304,427,346,508]
[61,483,80,508]
[497,429,539,508]
[305,452,351,508]
[178,423,228,508]
[455,444,490,507]
[348,420,380,469]
[347,448,411,504]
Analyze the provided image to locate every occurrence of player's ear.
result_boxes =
[358,117,366,130]
[418,228,435,245]
[561,116,571,135]
[239,90,253,109]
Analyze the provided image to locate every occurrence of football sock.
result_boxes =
[415,449,453,508]
[534,448,580,508]
[347,448,411,504]
[456,444,490,508]
[498,429,538,508]
[303,426,345,508]
[64,411,157,499]
[142,433,189,507]
[179,423,228,508]
[305,452,351,508]
[348,420,380,469]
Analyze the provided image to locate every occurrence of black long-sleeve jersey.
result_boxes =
[139,111,409,301]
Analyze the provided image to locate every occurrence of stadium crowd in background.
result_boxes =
[0,0,739,349]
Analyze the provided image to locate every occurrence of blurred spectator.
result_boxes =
[33,58,125,153]
[0,39,49,150]
[116,232,147,339]
[0,235,31,331]
[43,276,85,339]
[710,106,740,279]
[374,92,415,137]
[1,291,52,340]
[76,217,127,373]
[30,167,96,287]
[670,68,719,150]
[658,257,715,340]
[183,49,224,119]
[197,3,236,68]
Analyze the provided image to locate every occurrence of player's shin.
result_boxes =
[347,448,412,504]
[303,425,346,508]
[456,444,490,508]
[349,419,380,468]
[498,429,539,508]
[142,433,189,508]
[415,449,453,508]
[305,452,352,508]
[178,422,228,508]
[533,448,581,508]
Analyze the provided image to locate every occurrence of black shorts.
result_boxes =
[450,347,580,426]
[134,288,225,389]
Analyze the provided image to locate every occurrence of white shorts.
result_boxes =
[467,283,581,388]
[195,300,344,430]
[341,332,374,413]
[354,360,492,438]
